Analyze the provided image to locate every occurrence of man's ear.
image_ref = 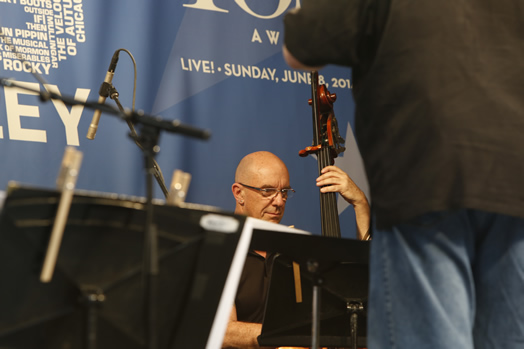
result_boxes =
[231,183,244,203]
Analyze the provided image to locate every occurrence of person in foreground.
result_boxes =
[221,151,370,348]
[282,1,524,349]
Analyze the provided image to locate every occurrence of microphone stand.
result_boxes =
[0,77,125,119]
[137,122,160,349]
[0,78,211,141]
[106,84,170,198]
[104,83,161,349]
[0,76,211,349]
[116,107,209,349]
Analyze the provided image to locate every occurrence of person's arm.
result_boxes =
[316,165,370,240]
[282,44,323,71]
[222,305,267,349]
[283,1,362,69]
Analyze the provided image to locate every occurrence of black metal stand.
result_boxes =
[104,83,180,349]
[347,302,365,349]
[136,123,161,349]
[252,231,370,349]
[102,85,169,198]
[99,82,162,349]
[81,286,105,349]
[308,260,322,349]
[308,259,363,349]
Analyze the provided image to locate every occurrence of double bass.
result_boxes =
[299,71,346,238]
[298,72,368,349]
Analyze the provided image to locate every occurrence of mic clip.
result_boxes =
[98,81,113,98]
[99,82,119,100]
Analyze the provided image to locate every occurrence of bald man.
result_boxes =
[222,151,370,349]
[232,151,291,224]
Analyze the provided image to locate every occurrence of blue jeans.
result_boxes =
[367,209,524,349]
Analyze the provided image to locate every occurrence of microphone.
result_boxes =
[86,50,120,140]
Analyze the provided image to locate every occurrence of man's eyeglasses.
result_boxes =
[238,183,295,200]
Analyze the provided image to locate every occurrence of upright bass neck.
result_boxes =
[299,71,346,238]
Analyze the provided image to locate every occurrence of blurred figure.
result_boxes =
[283,1,524,349]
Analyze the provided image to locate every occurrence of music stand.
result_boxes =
[252,231,370,349]
[0,182,251,349]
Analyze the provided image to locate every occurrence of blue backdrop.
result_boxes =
[0,0,369,238]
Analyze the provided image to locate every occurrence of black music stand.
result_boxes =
[0,183,247,349]
[252,230,370,349]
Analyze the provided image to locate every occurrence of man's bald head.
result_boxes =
[235,151,289,184]
[232,151,290,223]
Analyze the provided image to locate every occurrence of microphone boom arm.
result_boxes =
[0,77,211,140]
[109,85,170,198]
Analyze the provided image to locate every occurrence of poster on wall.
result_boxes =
[0,0,368,237]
